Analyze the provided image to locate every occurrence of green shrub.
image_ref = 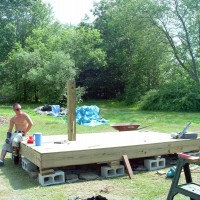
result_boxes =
[138,82,200,111]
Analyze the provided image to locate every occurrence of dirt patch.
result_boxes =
[0,116,9,126]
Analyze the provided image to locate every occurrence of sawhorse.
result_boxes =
[167,153,200,200]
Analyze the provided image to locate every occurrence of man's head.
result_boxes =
[13,103,22,113]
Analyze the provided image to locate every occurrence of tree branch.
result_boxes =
[150,15,194,79]
[174,0,199,84]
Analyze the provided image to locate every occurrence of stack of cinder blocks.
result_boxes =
[144,157,166,171]
[39,170,65,186]
[101,161,125,178]
[22,157,65,186]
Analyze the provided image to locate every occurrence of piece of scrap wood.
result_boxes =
[122,155,134,179]
[108,160,121,167]
[40,169,55,175]
[157,170,166,175]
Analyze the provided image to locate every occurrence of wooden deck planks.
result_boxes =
[20,131,200,170]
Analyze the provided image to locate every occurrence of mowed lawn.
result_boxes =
[0,100,200,200]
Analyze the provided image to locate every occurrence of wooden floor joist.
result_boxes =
[122,154,134,179]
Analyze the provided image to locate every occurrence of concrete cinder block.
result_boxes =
[144,157,166,171]
[101,165,125,178]
[22,157,37,172]
[39,170,65,186]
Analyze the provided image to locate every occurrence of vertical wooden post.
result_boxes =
[67,80,76,141]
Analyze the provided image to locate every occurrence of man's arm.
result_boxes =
[24,114,33,136]
[8,118,14,133]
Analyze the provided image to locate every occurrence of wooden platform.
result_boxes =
[20,131,200,171]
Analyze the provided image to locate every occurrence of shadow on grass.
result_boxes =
[1,158,38,190]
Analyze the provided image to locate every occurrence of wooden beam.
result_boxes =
[108,160,121,167]
[67,80,76,141]
[40,169,55,175]
[122,155,134,179]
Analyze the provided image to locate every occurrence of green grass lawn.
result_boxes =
[0,100,199,200]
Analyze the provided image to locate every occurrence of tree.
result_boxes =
[2,47,42,101]
[70,27,107,97]
[3,24,77,103]
[0,0,53,102]
[2,21,107,103]
[146,0,200,85]
[92,0,168,103]
[0,0,52,62]
[28,51,76,103]
[0,0,108,103]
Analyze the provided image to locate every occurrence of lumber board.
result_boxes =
[20,143,41,167]
[40,169,54,175]
[67,80,76,141]
[108,160,121,167]
[122,155,134,179]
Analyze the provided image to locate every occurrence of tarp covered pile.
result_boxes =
[76,105,109,126]
[34,105,67,116]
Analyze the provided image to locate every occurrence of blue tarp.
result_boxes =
[48,105,65,117]
[76,105,109,126]
[51,105,60,115]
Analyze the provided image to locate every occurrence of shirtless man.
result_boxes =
[0,103,33,166]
